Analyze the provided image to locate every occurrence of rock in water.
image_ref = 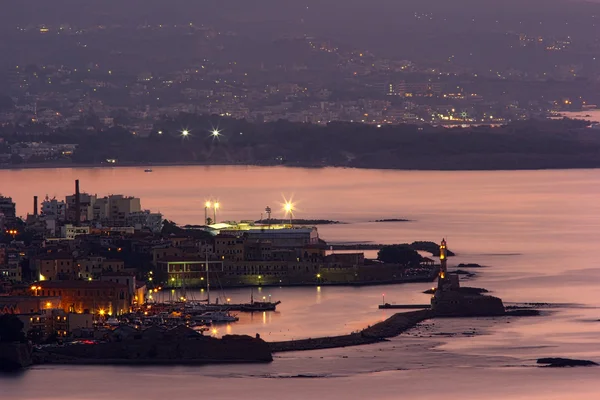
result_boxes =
[537,357,599,367]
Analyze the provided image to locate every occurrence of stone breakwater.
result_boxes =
[269,310,432,353]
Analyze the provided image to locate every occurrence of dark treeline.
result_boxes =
[1,116,596,170]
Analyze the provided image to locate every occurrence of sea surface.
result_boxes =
[1,166,600,399]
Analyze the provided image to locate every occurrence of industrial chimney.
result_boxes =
[75,179,81,226]
[33,195,38,216]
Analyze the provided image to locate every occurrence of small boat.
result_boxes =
[194,311,239,323]
[144,169,153,172]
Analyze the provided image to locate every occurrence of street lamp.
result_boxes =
[258,275,262,286]
[211,129,221,138]
[283,201,294,226]
[213,202,220,224]
[181,129,190,137]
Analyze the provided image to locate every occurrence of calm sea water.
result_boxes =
[1,166,600,399]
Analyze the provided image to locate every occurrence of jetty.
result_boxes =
[378,303,431,309]
[269,310,431,353]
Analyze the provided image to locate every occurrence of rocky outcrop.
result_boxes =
[537,358,598,368]
[0,343,32,371]
[432,291,505,317]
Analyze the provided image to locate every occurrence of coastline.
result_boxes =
[2,160,600,172]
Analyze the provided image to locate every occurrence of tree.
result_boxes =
[377,245,422,266]
[0,315,26,343]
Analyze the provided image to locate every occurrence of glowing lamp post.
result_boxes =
[283,201,294,226]
[213,202,220,224]
[204,201,212,225]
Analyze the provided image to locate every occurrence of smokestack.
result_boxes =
[33,196,38,216]
[75,179,81,226]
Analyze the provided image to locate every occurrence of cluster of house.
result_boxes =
[0,182,437,341]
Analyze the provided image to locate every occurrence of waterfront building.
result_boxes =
[0,295,62,314]
[34,280,131,316]
[214,234,245,261]
[17,310,93,339]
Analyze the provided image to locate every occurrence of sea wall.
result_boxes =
[269,310,431,353]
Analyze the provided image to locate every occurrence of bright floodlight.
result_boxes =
[181,129,190,136]
[211,129,221,137]
[214,202,220,209]
[284,201,294,213]
[205,201,212,208]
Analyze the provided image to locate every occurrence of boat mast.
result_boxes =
[206,246,210,304]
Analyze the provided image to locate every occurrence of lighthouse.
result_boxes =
[437,238,456,291]
[439,238,447,278]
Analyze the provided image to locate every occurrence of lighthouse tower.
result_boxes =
[437,238,457,291]
[439,238,447,278]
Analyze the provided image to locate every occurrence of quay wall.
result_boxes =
[269,309,431,353]
[167,267,439,289]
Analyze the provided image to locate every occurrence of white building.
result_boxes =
[60,224,90,240]
[41,196,66,222]
[127,210,163,232]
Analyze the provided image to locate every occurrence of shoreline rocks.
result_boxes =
[537,357,598,368]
